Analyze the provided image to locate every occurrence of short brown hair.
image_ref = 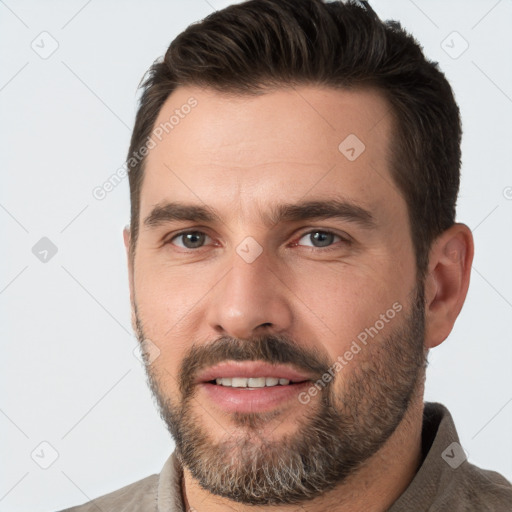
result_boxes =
[127,0,461,278]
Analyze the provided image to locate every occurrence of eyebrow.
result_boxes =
[143,199,376,230]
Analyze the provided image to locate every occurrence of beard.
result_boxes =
[134,283,427,506]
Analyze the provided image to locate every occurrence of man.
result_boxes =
[61,0,512,510]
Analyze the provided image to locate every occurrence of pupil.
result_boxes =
[184,232,204,248]
[312,231,333,247]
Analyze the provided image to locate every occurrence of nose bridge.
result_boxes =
[207,243,293,339]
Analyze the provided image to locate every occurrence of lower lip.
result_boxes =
[200,381,312,413]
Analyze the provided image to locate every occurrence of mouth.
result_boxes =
[206,377,310,388]
[196,361,315,413]
[196,360,315,385]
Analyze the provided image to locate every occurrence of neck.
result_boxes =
[181,395,425,512]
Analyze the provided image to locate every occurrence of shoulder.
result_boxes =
[442,461,512,511]
[429,402,512,510]
[57,473,159,512]
[390,402,512,511]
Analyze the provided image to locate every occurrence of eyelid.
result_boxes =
[166,229,214,248]
[293,228,352,247]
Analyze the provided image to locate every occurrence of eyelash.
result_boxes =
[165,229,350,252]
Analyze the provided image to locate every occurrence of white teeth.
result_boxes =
[248,377,266,388]
[215,378,232,386]
[231,377,248,388]
[213,377,293,387]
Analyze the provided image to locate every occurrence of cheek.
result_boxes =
[134,259,207,332]
[288,259,409,361]
[133,267,203,383]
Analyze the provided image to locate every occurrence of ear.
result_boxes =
[423,223,474,349]
[123,225,133,275]
[123,226,136,333]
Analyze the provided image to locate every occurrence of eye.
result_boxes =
[296,230,344,249]
[169,231,212,249]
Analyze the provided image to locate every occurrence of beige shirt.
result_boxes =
[59,402,512,511]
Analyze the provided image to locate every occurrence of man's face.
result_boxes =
[126,85,427,504]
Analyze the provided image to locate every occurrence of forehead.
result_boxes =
[140,84,402,225]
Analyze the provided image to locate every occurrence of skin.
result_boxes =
[123,85,474,511]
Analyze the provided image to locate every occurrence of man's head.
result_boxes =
[126,0,462,279]
[123,0,473,507]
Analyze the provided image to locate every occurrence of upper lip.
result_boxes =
[195,361,315,383]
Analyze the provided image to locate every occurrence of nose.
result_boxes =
[206,248,293,340]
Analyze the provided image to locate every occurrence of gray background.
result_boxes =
[1,0,511,510]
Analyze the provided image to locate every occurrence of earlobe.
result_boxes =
[123,225,131,255]
[424,223,474,349]
[123,226,133,273]
[122,226,139,335]
[123,226,134,273]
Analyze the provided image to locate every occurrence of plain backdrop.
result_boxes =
[1,0,511,510]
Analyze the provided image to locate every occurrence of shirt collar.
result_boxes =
[157,448,185,512]
[388,401,462,511]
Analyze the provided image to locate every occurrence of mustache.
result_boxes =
[179,333,331,397]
